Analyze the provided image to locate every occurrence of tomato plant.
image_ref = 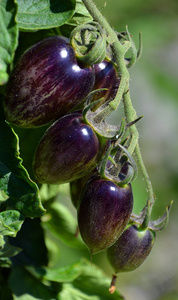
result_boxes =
[0,0,173,299]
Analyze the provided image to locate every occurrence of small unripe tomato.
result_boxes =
[3,36,95,128]
[107,224,156,273]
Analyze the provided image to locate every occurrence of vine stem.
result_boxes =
[122,89,138,155]
[81,0,156,210]
[123,89,155,207]
[134,144,155,207]
[82,0,130,114]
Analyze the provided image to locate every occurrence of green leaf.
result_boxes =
[0,119,45,217]
[60,284,99,300]
[58,259,123,300]
[8,267,59,300]
[40,184,63,202]
[66,0,93,26]
[0,210,24,237]
[38,260,85,283]
[0,257,12,268]
[16,0,76,31]
[71,259,124,300]
[40,183,70,202]
[0,235,21,258]
[10,124,49,180]
[0,0,19,85]
[18,259,123,299]
[9,259,123,299]
[9,218,48,267]
[43,201,86,249]
[60,0,93,37]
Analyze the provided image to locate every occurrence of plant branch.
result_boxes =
[82,0,156,213]
[82,0,130,117]
[122,89,138,154]
[134,144,155,207]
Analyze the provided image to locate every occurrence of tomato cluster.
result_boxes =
[3,35,155,292]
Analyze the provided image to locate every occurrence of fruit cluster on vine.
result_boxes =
[3,5,171,294]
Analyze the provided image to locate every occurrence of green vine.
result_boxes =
[81,0,155,212]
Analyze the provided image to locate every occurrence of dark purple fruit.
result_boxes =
[107,224,156,273]
[91,60,120,110]
[3,36,95,128]
[70,158,128,209]
[77,177,133,254]
[33,112,107,184]
[70,169,97,209]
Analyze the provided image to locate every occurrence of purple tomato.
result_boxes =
[77,176,133,254]
[107,224,156,273]
[4,36,95,128]
[91,60,120,110]
[33,112,107,184]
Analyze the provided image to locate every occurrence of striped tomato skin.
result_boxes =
[91,60,120,110]
[107,224,156,273]
[78,177,133,254]
[4,36,95,128]
[33,112,106,184]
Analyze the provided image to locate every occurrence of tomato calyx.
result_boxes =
[70,22,107,65]
[112,26,142,69]
[81,102,141,186]
[82,83,143,139]
[82,90,142,139]
[130,199,173,232]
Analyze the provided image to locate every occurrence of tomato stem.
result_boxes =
[122,89,138,154]
[81,0,130,116]
[109,274,117,294]
[82,0,156,211]
[134,144,155,207]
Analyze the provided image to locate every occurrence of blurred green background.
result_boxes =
[51,1,178,300]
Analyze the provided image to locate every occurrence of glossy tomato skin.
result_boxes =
[70,154,125,209]
[91,60,120,110]
[70,168,97,209]
[107,224,156,273]
[33,112,107,184]
[77,177,133,254]
[4,36,95,128]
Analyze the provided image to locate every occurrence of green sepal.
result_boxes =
[70,22,107,65]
